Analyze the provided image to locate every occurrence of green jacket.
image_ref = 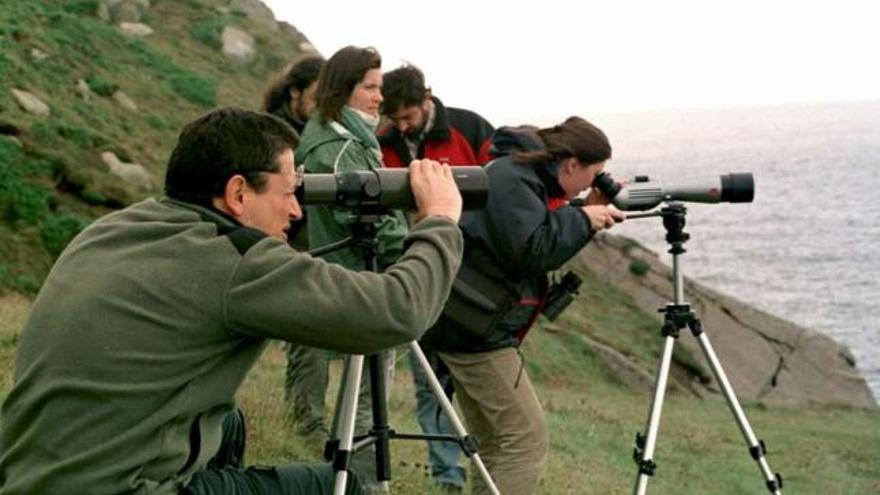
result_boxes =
[0,198,462,495]
[296,116,408,269]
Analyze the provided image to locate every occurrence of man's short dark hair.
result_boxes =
[261,55,325,113]
[164,107,299,207]
[315,46,381,122]
[381,64,428,116]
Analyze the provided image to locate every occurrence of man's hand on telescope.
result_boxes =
[409,159,463,224]
[582,204,626,231]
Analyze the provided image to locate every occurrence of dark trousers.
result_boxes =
[182,409,363,495]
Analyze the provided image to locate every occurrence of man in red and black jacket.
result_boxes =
[378,63,493,493]
[379,65,493,168]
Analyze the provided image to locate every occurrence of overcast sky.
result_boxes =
[262,0,879,126]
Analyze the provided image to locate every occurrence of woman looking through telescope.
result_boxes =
[421,116,625,495]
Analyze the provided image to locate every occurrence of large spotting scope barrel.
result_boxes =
[297,166,489,210]
[610,172,754,211]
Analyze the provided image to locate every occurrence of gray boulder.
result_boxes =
[221,26,255,64]
[101,151,152,191]
[112,91,138,112]
[30,48,49,62]
[75,79,93,101]
[10,88,50,117]
[102,0,151,24]
[119,22,154,37]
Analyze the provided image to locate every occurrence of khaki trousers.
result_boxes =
[438,348,549,495]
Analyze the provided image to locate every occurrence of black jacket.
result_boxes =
[272,105,307,136]
[421,127,594,352]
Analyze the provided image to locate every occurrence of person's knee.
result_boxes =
[505,413,549,464]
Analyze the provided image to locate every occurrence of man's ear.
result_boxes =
[221,174,248,217]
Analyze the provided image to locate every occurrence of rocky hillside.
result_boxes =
[567,233,876,408]
[0,0,874,408]
[0,0,313,290]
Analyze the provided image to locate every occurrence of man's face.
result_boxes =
[388,99,430,137]
[347,68,383,117]
[239,149,302,241]
[294,81,319,120]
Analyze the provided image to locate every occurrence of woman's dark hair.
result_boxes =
[261,55,325,113]
[315,46,381,122]
[381,63,428,115]
[164,107,299,208]
[514,116,612,166]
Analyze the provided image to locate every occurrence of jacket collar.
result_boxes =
[161,197,243,229]
[423,96,450,141]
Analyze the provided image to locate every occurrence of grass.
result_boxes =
[1,282,876,494]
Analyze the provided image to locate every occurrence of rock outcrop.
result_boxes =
[101,0,150,23]
[575,233,877,408]
[101,151,152,191]
[119,22,154,37]
[221,26,255,64]
[10,88,50,117]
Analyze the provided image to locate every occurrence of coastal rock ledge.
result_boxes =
[575,234,876,409]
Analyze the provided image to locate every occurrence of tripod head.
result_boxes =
[306,206,391,267]
[627,203,690,255]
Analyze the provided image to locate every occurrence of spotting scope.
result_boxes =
[608,172,754,211]
[296,167,489,210]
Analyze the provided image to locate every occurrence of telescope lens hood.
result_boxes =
[720,173,755,203]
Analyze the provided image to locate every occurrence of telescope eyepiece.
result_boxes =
[593,171,621,199]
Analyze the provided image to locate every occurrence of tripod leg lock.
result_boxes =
[766,473,783,492]
[687,318,703,336]
[635,457,657,476]
[751,441,783,492]
[331,449,352,472]
[460,435,481,458]
[661,321,680,338]
[632,432,656,476]
[749,440,767,460]
[323,439,340,462]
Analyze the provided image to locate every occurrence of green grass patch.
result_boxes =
[61,0,100,16]
[190,18,226,50]
[40,213,90,257]
[629,258,651,276]
[86,75,119,97]
[167,70,216,107]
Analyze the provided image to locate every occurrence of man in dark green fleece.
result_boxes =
[0,107,464,495]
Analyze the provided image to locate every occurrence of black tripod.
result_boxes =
[309,212,499,495]
[628,204,783,495]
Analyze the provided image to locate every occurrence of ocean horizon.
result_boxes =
[589,100,880,400]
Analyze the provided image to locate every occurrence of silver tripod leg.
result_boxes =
[332,354,365,495]
[694,330,782,494]
[409,341,501,495]
[633,335,676,495]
